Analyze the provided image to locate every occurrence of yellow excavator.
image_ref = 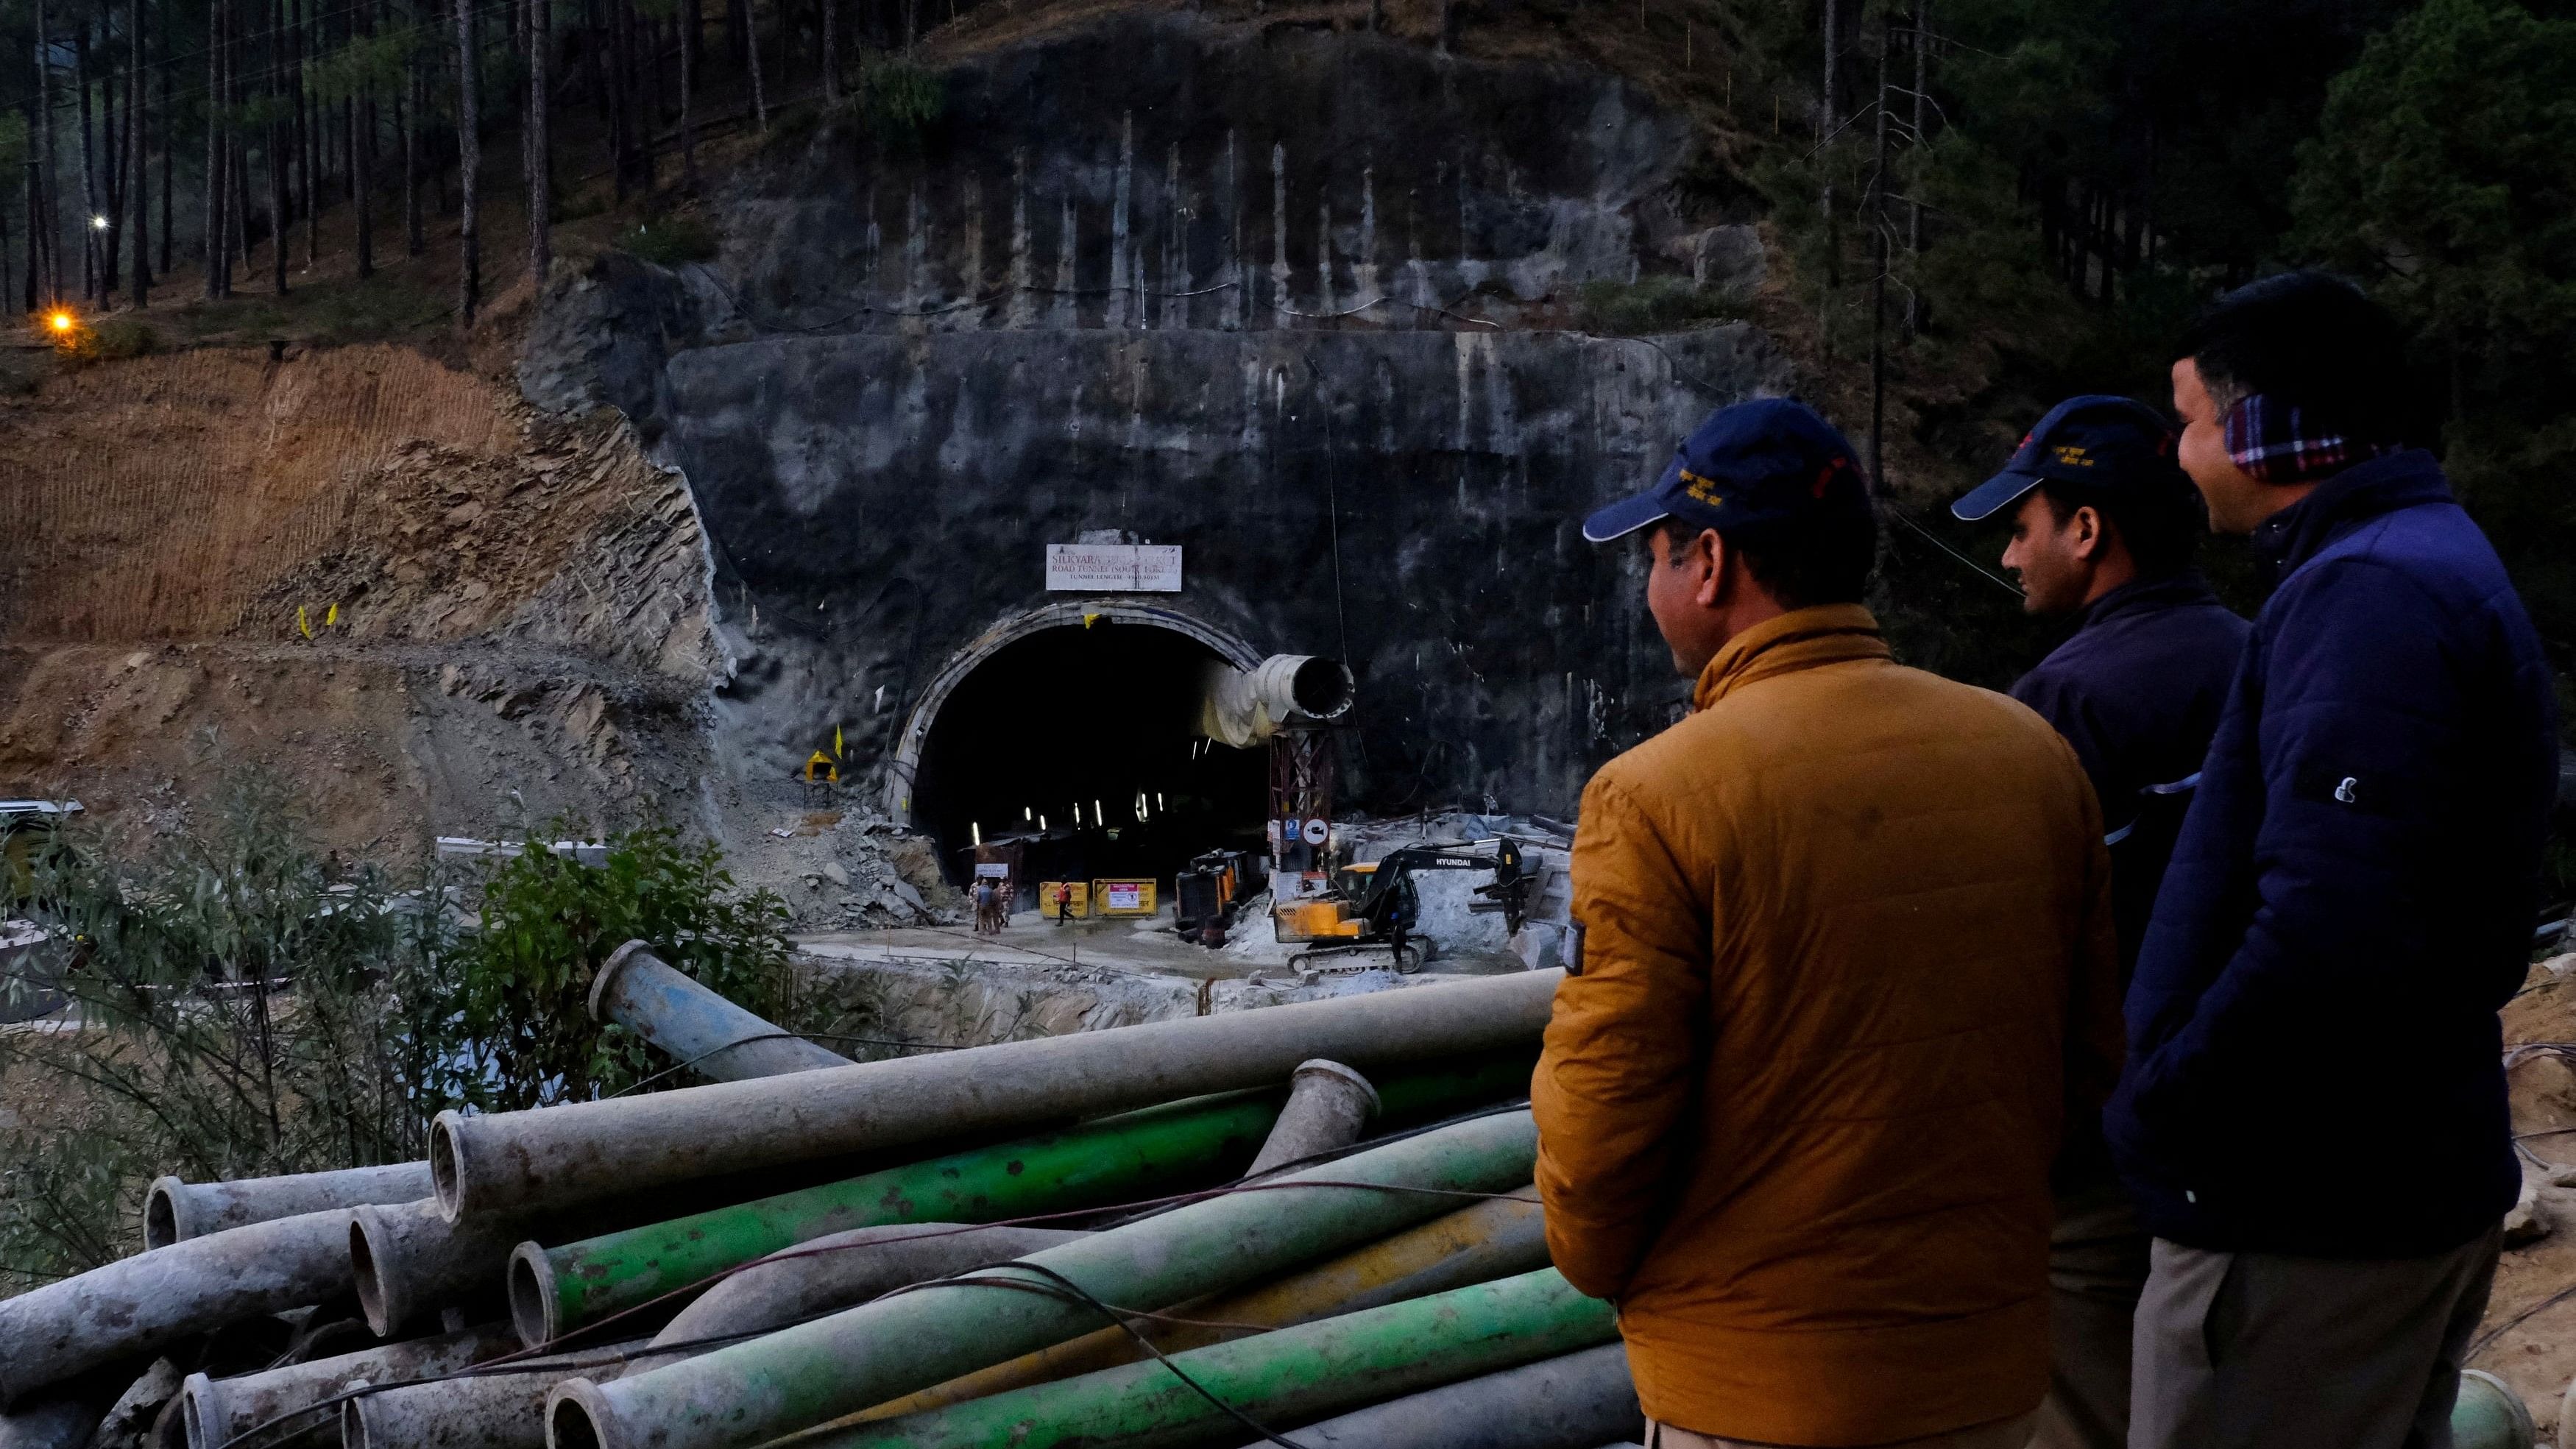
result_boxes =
[1273,837,1532,974]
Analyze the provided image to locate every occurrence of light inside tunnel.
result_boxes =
[911,623,1270,892]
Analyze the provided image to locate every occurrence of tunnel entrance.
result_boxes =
[909,621,1271,892]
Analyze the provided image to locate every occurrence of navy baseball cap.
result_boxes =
[1582,398,1866,545]
[1950,395,2184,522]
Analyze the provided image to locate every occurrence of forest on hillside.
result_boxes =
[1,0,2569,671]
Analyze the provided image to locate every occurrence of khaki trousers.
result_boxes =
[2033,1181,2152,1449]
[2129,1226,2500,1449]
[1644,1413,2038,1449]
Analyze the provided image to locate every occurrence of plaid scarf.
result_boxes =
[2223,393,2381,483]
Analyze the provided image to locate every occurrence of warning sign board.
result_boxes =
[1046,544,1183,593]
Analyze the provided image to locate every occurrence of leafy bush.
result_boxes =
[52,316,159,369]
[0,779,792,1292]
[1572,275,1747,335]
[451,822,791,1110]
[617,215,721,266]
[863,61,945,143]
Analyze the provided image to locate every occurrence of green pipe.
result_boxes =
[793,1268,1613,1449]
[2453,1371,2533,1449]
[519,1052,1534,1344]
[549,1110,1541,1449]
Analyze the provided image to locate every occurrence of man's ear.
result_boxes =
[2070,506,2106,563]
[1695,528,1730,608]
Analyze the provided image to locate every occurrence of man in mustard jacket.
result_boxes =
[1535,398,2124,1449]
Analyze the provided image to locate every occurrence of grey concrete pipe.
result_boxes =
[180,1325,516,1449]
[144,1164,436,1251]
[1242,1060,1379,1177]
[431,968,1559,1223]
[0,1208,358,1410]
[644,1224,1091,1349]
[342,1344,685,1449]
[1234,1342,1639,1449]
[587,943,849,1083]
[1196,656,1356,747]
[352,1202,549,1339]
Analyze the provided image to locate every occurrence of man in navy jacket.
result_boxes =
[1954,397,2248,1449]
[2110,272,2557,1448]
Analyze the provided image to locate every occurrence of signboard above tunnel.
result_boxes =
[1046,544,1183,593]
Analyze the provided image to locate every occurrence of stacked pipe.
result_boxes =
[1,946,2532,1449]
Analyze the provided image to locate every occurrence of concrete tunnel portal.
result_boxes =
[899,608,1359,899]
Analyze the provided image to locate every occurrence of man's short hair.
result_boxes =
[2036,481,2203,578]
[2173,271,2412,447]
[1657,496,1879,612]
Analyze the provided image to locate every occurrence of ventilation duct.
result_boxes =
[1198,656,1355,747]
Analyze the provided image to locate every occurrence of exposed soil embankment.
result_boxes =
[0,344,722,855]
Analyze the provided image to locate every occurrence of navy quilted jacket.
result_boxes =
[2105,449,2557,1256]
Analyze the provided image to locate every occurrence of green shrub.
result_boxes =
[617,215,721,266]
[453,821,791,1110]
[0,781,792,1293]
[52,316,159,369]
[864,61,945,142]
[1572,275,1747,336]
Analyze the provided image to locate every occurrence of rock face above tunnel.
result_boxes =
[526,10,1786,823]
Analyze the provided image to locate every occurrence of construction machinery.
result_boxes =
[1273,838,1534,974]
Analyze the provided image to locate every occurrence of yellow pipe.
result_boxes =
[850,1194,1546,1422]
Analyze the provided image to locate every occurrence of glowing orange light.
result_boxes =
[46,311,75,333]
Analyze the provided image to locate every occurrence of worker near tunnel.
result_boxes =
[1534,397,2123,1448]
[2111,272,2555,1449]
[1949,396,2248,1449]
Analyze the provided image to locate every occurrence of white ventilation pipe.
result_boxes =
[1197,656,1354,747]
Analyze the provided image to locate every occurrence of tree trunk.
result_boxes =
[356,0,376,279]
[402,46,422,254]
[453,0,481,324]
[270,0,289,296]
[158,47,172,276]
[679,0,698,191]
[76,22,97,300]
[129,0,149,305]
[101,26,123,297]
[1819,0,1836,235]
[749,0,769,130]
[821,0,838,102]
[528,0,551,287]
[638,7,662,189]
[304,0,322,267]
[205,0,227,298]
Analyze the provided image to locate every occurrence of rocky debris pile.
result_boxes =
[717,804,960,931]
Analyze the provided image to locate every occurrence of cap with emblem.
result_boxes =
[1582,397,1868,545]
[1950,394,2190,523]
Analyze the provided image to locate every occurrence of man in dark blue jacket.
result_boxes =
[2109,272,2557,1449]
[1953,397,2248,1449]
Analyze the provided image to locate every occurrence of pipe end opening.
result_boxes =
[178,1379,212,1449]
[350,1212,396,1337]
[547,1384,609,1449]
[428,1115,465,1219]
[589,940,654,1024]
[339,1397,373,1449]
[144,1177,184,1251]
[508,1241,559,1350]
[1289,658,1354,720]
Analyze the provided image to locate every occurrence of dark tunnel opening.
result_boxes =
[911,623,1270,896]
